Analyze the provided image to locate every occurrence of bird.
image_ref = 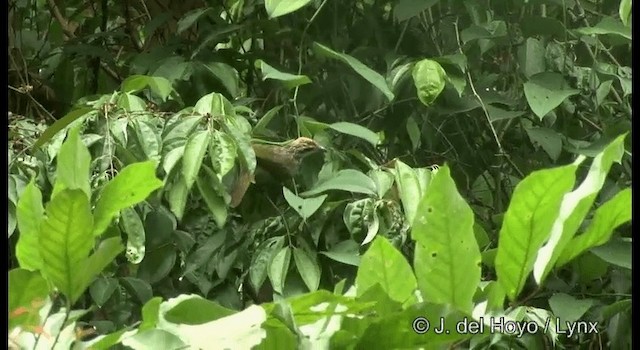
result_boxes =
[230,137,326,208]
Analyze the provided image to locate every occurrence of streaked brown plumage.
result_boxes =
[230,137,325,207]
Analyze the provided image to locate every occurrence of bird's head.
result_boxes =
[285,137,326,160]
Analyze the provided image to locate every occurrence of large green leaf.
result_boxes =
[16,180,44,271]
[250,237,286,292]
[209,129,237,181]
[269,247,292,295]
[39,190,94,304]
[412,165,481,314]
[257,60,311,90]
[394,159,424,225]
[356,237,417,306]
[557,187,631,266]
[264,0,312,18]
[575,17,631,41]
[120,207,146,264]
[196,165,228,228]
[523,72,580,120]
[182,130,210,192]
[168,176,189,220]
[495,162,579,301]
[533,134,627,282]
[293,248,321,292]
[313,42,394,101]
[53,126,91,199]
[93,161,164,236]
[328,122,380,146]
[619,0,632,26]
[302,169,377,197]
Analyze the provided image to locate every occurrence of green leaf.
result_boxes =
[557,188,631,266]
[575,17,631,41]
[394,159,424,225]
[524,72,580,120]
[518,37,546,78]
[393,0,438,22]
[117,93,147,111]
[283,187,327,220]
[122,329,185,350]
[120,207,146,264]
[39,190,94,304]
[168,176,189,220]
[495,163,579,301]
[412,165,481,314]
[250,237,286,292]
[89,277,119,307]
[164,296,235,324]
[200,62,241,98]
[16,180,44,271]
[182,130,210,192]
[93,161,164,236]
[162,115,202,153]
[356,237,417,306]
[120,277,153,304]
[525,127,563,161]
[302,169,377,197]
[264,0,312,18]
[293,248,321,292]
[590,239,631,269]
[313,42,394,101]
[619,0,632,26]
[257,60,311,89]
[549,293,594,324]
[133,120,161,161]
[177,8,215,34]
[196,166,228,228]
[34,108,93,148]
[224,119,257,175]
[269,247,292,295]
[412,59,447,107]
[139,297,163,331]
[328,122,380,146]
[137,246,177,284]
[53,126,91,199]
[194,92,236,117]
[121,75,173,101]
[9,268,49,330]
[209,129,237,181]
[369,169,395,199]
[319,240,361,267]
[356,303,470,348]
[533,134,627,282]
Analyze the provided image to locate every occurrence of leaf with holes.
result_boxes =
[412,165,481,314]
[524,72,580,120]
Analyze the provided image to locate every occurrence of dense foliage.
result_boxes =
[9,0,631,349]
